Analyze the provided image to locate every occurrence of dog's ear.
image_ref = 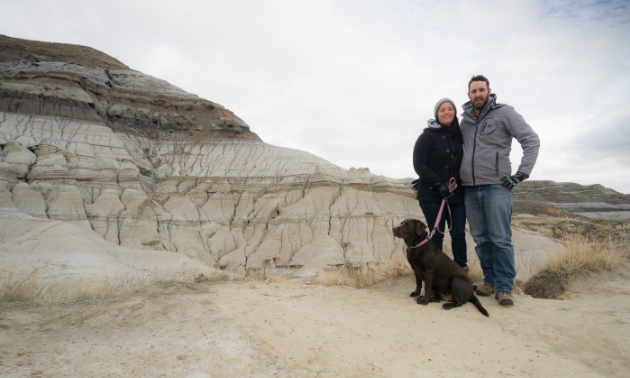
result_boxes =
[415,219,427,235]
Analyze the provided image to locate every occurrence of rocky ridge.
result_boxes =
[513,181,630,220]
[400,177,630,241]
[511,181,630,241]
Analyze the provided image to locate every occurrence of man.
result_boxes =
[460,75,540,305]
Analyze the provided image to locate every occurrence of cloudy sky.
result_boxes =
[2,0,630,193]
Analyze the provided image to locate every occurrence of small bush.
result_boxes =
[524,237,627,299]
[523,270,568,299]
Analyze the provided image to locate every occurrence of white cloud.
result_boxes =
[1,0,630,192]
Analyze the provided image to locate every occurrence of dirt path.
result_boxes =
[1,275,629,378]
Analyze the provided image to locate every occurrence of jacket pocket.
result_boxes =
[480,118,497,135]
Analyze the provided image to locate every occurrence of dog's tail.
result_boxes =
[469,295,489,317]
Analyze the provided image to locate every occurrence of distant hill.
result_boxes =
[399,179,630,240]
[399,179,630,221]
[513,181,630,219]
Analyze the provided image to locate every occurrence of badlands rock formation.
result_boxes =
[0,35,422,282]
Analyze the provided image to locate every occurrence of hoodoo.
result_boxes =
[0,35,421,282]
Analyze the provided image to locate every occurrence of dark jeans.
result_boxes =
[465,185,515,292]
[419,200,468,268]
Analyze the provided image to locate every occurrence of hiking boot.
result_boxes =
[475,284,495,296]
[496,291,514,305]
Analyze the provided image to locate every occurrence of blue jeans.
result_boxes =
[419,201,468,268]
[464,185,515,292]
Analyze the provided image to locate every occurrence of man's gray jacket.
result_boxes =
[460,94,540,187]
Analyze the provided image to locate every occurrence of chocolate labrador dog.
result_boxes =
[393,218,489,317]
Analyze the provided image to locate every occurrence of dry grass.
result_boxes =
[466,263,484,283]
[309,253,485,289]
[0,268,51,303]
[542,237,627,275]
[0,268,229,306]
[524,237,629,299]
[308,258,413,288]
[0,34,129,69]
[441,245,483,283]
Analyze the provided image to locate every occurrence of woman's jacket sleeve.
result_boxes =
[413,133,441,188]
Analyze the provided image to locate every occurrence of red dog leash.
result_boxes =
[411,177,457,248]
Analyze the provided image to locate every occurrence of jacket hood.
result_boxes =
[424,118,463,142]
[462,93,503,120]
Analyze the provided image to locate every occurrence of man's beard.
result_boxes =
[473,96,488,110]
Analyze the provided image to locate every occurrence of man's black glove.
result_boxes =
[500,172,529,190]
[436,182,453,200]
[411,179,419,191]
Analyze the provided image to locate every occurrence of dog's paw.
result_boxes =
[415,296,429,305]
[410,291,420,297]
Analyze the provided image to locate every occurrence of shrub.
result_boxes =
[524,237,627,299]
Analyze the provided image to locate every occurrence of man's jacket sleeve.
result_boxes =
[505,107,540,176]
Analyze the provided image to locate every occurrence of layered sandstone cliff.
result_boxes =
[0,35,421,281]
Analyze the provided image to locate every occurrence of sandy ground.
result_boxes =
[1,270,629,378]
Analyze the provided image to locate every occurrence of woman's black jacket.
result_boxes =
[412,120,464,204]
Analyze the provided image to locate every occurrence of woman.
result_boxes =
[412,98,468,270]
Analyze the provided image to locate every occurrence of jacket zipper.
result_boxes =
[448,137,453,177]
[472,122,478,186]
[471,100,494,186]
[495,151,499,175]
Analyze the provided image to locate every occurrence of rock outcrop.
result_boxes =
[0,187,215,287]
[0,35,422,281]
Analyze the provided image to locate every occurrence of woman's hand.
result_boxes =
[437,183,453,199]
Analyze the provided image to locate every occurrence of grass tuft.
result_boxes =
[466,263,484,283]
[0,268,45,302]
[308,258,413,288]
[524,237,628,299]
[310,253,485,290]
[0,268,230,306]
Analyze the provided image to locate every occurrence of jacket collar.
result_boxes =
[426,119,443,129]
[462,93,501,122]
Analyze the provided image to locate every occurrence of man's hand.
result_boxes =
[437,183,453,199]
[500,172,528,190]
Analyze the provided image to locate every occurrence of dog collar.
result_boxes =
[410,237,429,248]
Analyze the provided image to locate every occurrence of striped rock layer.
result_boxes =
[0,35,421,278]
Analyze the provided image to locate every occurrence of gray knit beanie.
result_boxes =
[434,98,457,120]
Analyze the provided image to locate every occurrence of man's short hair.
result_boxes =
[468,75,490,91]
